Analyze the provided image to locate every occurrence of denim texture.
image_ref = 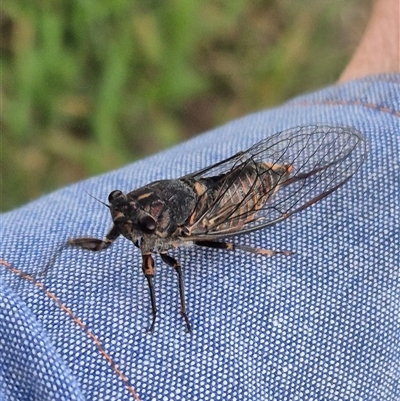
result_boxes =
[1,74,399,400]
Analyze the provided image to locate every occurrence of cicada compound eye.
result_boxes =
[108,190,123,203]
[138,215,157,234]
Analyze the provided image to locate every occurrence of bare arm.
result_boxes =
[339,0,400,82]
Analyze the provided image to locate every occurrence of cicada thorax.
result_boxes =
[184,160,292,235]
[125,180,197,239]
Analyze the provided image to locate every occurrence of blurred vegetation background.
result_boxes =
[1,0,372,211]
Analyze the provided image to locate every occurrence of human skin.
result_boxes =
[339,0,400,82]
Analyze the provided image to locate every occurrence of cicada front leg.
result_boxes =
[141,253,158,333]
[68,224,121,251]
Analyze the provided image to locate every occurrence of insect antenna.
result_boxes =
[36,191,110,279]
[83,190,110,209]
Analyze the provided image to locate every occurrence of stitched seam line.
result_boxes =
[0,260,141,401]
[290,99,400,118]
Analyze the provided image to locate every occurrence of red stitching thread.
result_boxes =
[0,259,141,401]
[292,99,400,117]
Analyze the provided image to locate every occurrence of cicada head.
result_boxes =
[108,189,157,238]
[108,190,131,223]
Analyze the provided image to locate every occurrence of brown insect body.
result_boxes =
[184,161,292,236]
[106,160,290,252]
[68,125,367,333]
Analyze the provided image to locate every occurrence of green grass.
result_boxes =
[1,0,372,211]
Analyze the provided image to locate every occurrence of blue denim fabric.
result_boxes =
[1,74,399,401]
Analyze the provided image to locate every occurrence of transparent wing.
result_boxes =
[180,125,367,240]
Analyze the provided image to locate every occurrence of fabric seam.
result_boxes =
[289,99,400,118]
[0,259,141,401]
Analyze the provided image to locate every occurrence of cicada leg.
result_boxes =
[37,225,121,278]
[142,253,158,333]
[194,240,294,256]
[160,253,192,333]
[68,224,121,251]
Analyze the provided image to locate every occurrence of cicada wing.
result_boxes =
[180,150,248,180]
[181,125,367,240]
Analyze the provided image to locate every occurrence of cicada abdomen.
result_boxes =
[183,160,293,236]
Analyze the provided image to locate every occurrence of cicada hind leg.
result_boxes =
[194,240,294,256]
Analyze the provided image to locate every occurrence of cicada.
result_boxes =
[69,125,367,333]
